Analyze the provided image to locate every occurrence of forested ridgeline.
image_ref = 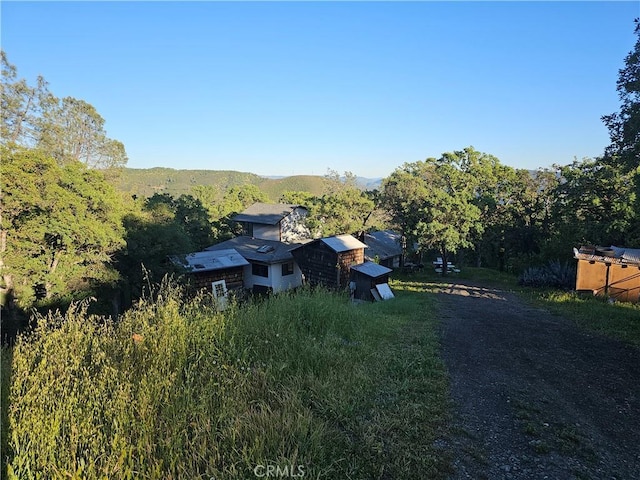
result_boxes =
[1,19,639,334]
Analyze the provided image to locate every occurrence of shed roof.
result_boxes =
[573,245,640,266]
[170,249,249,273]
[206,237,302,264]
[232,203,306,225]
[364,230,403,260]
[351,261,393,278]
[320,234,368,253]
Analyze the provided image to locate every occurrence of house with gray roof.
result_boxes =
[206,237,306,294]
[232,203,309,243]
[363,230,404,268]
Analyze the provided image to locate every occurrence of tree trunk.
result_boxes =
[441,247,449,277]
[46,251,62,299]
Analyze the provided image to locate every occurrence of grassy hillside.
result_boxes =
[257,175,330,200]
[116,167,263,198]
[1,281,450,479]
[116,168,381,202]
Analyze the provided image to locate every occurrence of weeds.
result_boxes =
[2,281,450,479]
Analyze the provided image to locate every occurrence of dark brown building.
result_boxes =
[291,234,367,290]
[169,249,250,305]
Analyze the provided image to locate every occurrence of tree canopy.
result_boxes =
[1,51,127,169]
[602,19,640,175]
[1,146,125,308]
[383,148,486,274]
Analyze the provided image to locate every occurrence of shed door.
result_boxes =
[212,280,228,311]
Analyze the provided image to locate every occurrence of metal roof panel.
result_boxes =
[321,234,368,252]
[170,249,249,272]
[351,261,393,277]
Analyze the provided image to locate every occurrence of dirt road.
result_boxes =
[435,280,640,480]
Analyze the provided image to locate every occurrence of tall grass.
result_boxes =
[2,280,450,479]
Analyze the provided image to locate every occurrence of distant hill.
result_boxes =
[355,176,383,190]
[116,167,263,199]
[258,175,329,200]
[116,168,382,202]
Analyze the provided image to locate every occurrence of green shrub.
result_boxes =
[518,260,576,290]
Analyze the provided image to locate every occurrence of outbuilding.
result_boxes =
[349,261,394,302]
[169,248,250,308]
[291,234,367,290]
[363,230,404,268]
[573,245,640,303]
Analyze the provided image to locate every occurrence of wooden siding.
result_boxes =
[292,242,364,290]
[337,249,364,289]
[576,259,640,303]
[350,270,390,301]
[192,267,245,293]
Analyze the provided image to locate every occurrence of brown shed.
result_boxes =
[574,246,640,303]
[291,234,367,290]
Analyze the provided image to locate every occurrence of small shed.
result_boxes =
[291,234,367,290]
[169,249,249,295]
[350,261,393,302]
[573,245,640,303]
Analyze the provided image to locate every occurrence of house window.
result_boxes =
[282,262,294,276]
[252,263,269,278]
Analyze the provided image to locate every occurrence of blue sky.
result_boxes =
[2,1,638,178]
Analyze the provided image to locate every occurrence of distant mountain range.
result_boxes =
[116,167,383,201]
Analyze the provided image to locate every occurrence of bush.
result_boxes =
[518,260,577,290]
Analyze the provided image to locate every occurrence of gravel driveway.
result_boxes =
[435,280,640,480]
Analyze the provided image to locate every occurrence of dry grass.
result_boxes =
[2,280,450,479]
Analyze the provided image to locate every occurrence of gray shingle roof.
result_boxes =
[231,203,305,225]
[573,245,640,266]
[364,230,403,260]
[206,237,302,264]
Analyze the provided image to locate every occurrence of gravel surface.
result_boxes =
[435,280,640,480]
